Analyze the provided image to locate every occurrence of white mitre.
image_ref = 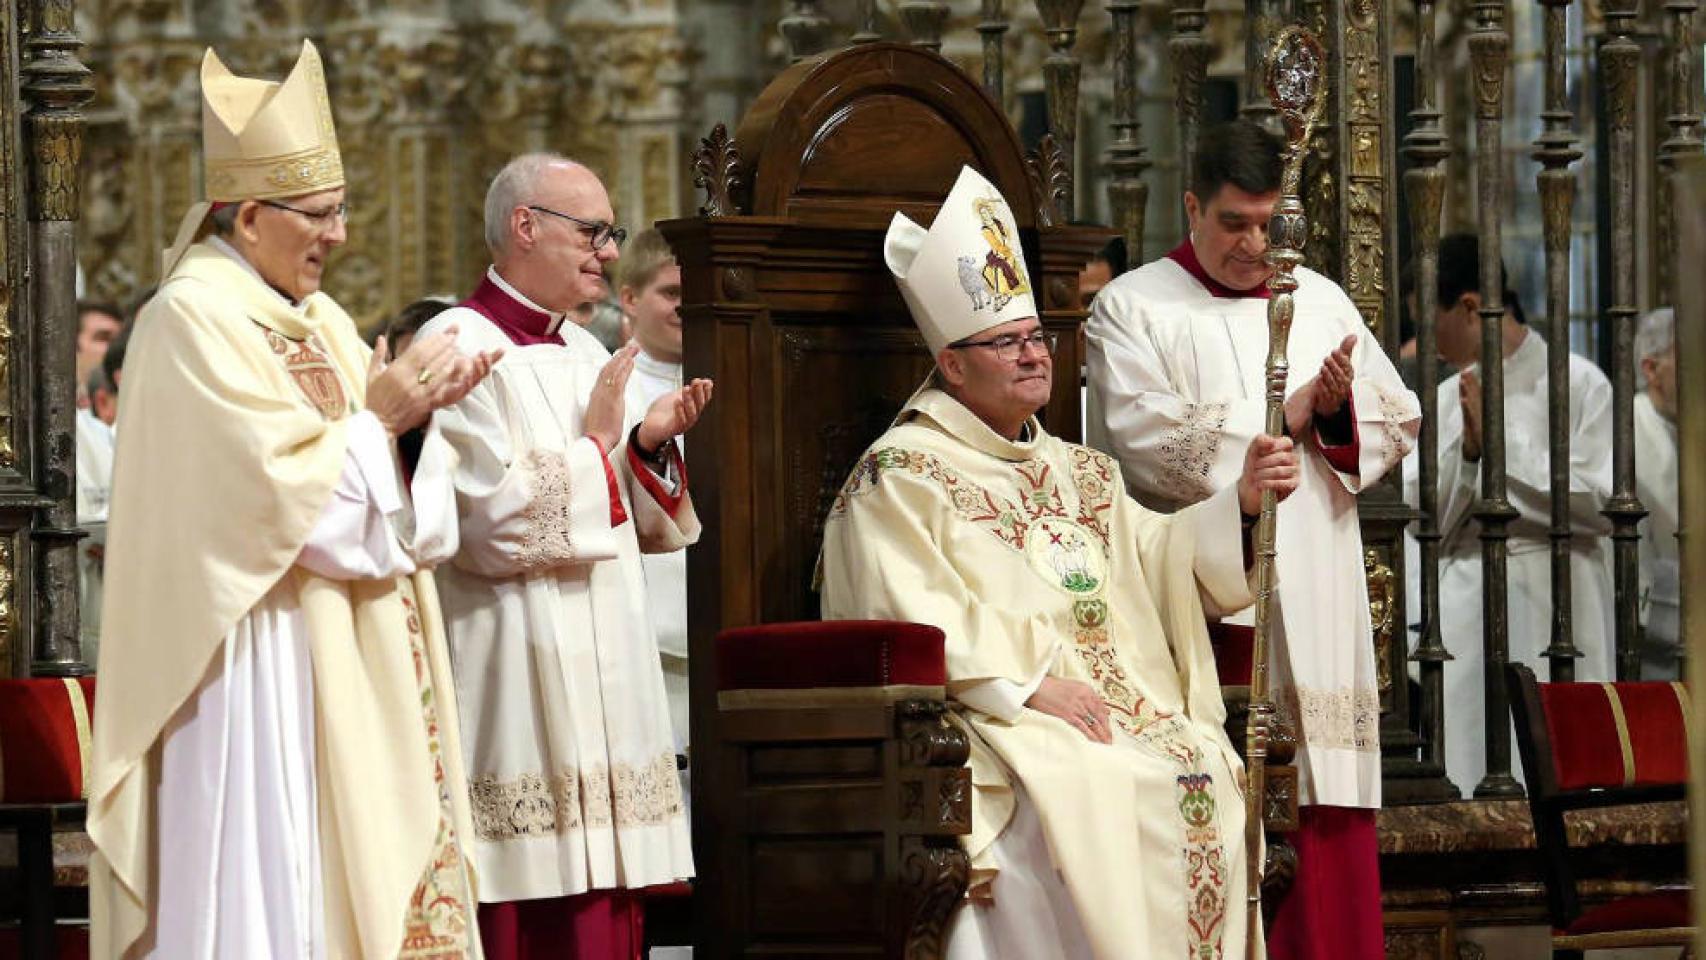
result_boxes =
[883,165,1037,354]
[161,39,345,278]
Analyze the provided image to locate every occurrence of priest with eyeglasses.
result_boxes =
[820,166,1300,958]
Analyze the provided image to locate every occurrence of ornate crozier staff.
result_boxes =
[1244,25,1327,954]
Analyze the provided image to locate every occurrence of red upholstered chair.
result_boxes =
[0,677,95,960]
[703,621,970,959]
[1504,663,1695,958]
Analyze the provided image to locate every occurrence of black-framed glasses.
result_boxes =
[948,329,1057,362]
[526,204,627,250]
[259,199,349,229]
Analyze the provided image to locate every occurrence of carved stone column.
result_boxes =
[1599,0,1646,681]
[1035,0,1086,220]
[1654,0,1703,306]
[1534,0,1584,682]
[1468,0,1523,797]
[21,0,94,676]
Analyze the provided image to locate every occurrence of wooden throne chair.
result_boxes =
[660,40,1294,957]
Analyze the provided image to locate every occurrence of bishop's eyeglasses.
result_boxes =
[947,330,1058,362]
[260,199,349,231]
[526,204,628,251]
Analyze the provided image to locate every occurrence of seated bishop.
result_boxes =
[818,166,1299,959]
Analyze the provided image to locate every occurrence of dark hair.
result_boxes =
[77,300,122,337]
[1191,120,1283,202]
[102,319,134,386]
[382,297,454,347]
[1435,233,1526,325]
[1093,235,1128,277]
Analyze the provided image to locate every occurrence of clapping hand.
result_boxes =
[1313,334,1357,415]
[367,329,503,437]
[636,378,715,455]
[584,345,640,452]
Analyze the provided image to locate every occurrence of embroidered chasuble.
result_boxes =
[412,269,696,905]
[88,241,479,960]
[1087,246,1420,810]
[821,386,1259,960]
[1407,329,1614,786]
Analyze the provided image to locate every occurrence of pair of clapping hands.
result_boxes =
[365,328,715,454]
[1027,333,1359,743]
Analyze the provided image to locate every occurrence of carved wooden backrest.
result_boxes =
[662,41,1104,637]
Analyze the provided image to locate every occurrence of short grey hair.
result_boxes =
[484,152,574,257]
[1635,307,1675,363]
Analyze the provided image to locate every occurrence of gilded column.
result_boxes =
[1104,0,1149,260]
[1401,0,1457,795]
[1468,0,1522,797]
[1035,0,1086,219]
[1534,0,1584,681]
[21,0,94,675]
[1168,0,1208,233]
[1599,0,1646,681]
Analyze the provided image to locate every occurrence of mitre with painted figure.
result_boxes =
[883,165,1037,355]
[161,39,345,277]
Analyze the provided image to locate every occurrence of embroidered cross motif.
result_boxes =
[262,326,348,421]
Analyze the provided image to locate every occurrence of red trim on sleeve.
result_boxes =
[627,437,687,519]
[589,436,629,528]
[1315,394,1362,475]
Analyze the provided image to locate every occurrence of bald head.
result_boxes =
[484,153,620,314]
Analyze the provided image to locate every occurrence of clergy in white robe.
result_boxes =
[412,154,711,960]
[1634,308,1679,677]
[1086,121,1415,960]
[1402,233,1614,790]
[87,40,497,960]
[618,228,690,755]
[76,394,115,664]
[823,165,1301,960]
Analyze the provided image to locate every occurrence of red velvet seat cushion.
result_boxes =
[0,677,97,803]
[1559,890,1691,936]
[715,621,946,691]
[1540,681,1690,790]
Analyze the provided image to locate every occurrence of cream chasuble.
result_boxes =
[88,242,479,960]
[1406,329,1614,787]
[821,386,1259,960]
[1087,257,1419,809]
[412,284,696,904]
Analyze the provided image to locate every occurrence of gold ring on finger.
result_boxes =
[417,368,436,386]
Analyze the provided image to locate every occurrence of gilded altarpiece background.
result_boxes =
[75,0,700,331]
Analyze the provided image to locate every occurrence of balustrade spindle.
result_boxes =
[1105,0,1150,261]
[1534,0,1584,682]
[1600,0,1646,681]
[1401,0,1456,793]
[1468,0,1523,798]
[1168,0,1209,234]
[979,0,1010,101]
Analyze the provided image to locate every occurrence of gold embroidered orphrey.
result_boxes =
[262,325,349,421]
[833,443,1230,959]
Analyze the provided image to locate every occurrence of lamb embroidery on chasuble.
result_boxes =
[831,442,1230,959]
[262,326,350,421]
[397,587,475,958]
